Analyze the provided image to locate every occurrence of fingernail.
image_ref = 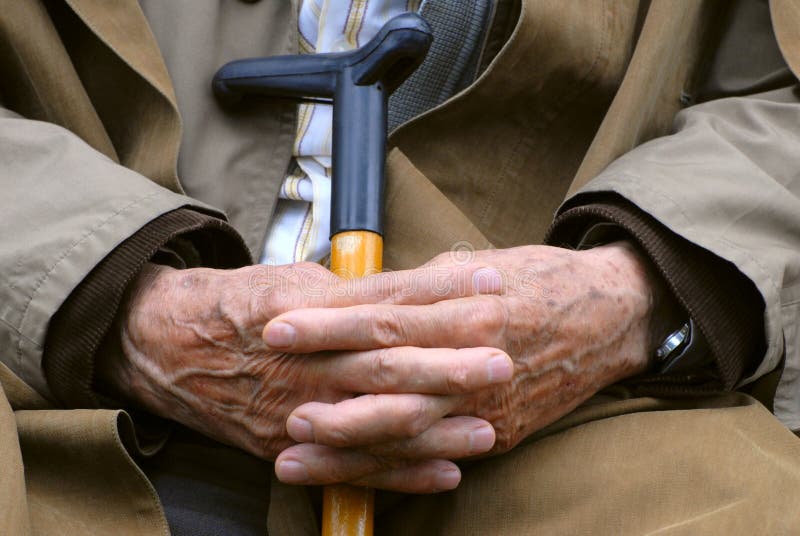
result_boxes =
[277,460,309,484]
[472,267,502,294]
[487,354,513,383]
[265,321,296,348]
[435,467,461,491]
[468,425,496,454]
[287,416,314,442]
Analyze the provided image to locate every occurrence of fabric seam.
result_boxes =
[15,190,163,364]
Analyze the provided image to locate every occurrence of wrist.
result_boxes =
[95,263,175,403]
[626,247,686,371]
[590,241,683,373]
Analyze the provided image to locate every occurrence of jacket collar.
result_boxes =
[62,0,183,191]
[64,0,178,108]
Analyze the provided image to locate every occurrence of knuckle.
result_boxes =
[489,418,522,454]
[368,309,406,347]
[370,348,399,389]
[434,251,451,264]
[445,363,472,393]
[471,295,509,344]
[217,292,244,325]
[340,453,391,485]
[493,432,517,454]
[369,452,396,472]
[323,459,355,483]
[262,437,293,459]
[400,398,431,438]
[426,251,451,267]
[308,453,362,484]
[295,261,323,273]
[320,420,356,448]
[251,423,292,460]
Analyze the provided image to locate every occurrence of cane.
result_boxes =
[213,14,432,535]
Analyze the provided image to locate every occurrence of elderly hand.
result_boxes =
[267,242,668,492]
[98,261,510,493]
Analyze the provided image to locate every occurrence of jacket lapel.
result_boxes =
[390,0,640,248]
[62,0,183,191]
[64,0,177,107]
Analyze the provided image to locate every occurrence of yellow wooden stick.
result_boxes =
[322,484,374,536]
[330,231,383,280]
[323,230,382,536]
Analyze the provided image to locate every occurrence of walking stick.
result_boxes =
[213,14,432,535]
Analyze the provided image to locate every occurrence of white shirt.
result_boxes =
[259,0,421,265]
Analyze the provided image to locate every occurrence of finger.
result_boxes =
[364,416,495,459]
[344,262,504,306]
[351,460,461,494]
[280,418,494,467]
[286,394,458,446]
[275,445,462,493]
[246,260,495,314]
[322,347,513,395]
[263,295,508,352]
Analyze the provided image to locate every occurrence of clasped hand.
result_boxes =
[101,243,656,494]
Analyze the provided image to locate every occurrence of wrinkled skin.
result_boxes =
[99,261,513,493]
[101,242,673,493]
[266,243,675,489]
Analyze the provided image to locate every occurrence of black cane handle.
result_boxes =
[212,13,431,238]
[212,13,432,103]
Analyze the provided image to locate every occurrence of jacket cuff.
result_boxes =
[43,208,252,408]
[545,194,765,393]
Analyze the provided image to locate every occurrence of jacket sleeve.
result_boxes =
[546,196,765,395]
[0,107,251,404]
[549,87,800,428]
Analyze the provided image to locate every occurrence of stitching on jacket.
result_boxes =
[15,191,163,365]
[608,172,780,295]
[0,316,38,345]
[110,411,172,535]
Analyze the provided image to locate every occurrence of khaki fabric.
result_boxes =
[17,409,169,536]
[0,362,169,535]
[0,0,117,160]
[1,0,800,534]
[569,87,800,429]
[571,0,800,195]
[379,393,800,535]
[265,394,800,536]
[0,107,207,398]
[138,0,297,256]
[569,0,721,194]
[383,148,493,270]
[771,0,800,83]
[389,0,641,249]
[0,381,31,536]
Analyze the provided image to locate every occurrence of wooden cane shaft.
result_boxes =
[323,230,382,536]
[322,484,374,536]
[330,231,383,279]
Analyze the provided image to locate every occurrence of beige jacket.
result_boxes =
[1,0,800,533]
